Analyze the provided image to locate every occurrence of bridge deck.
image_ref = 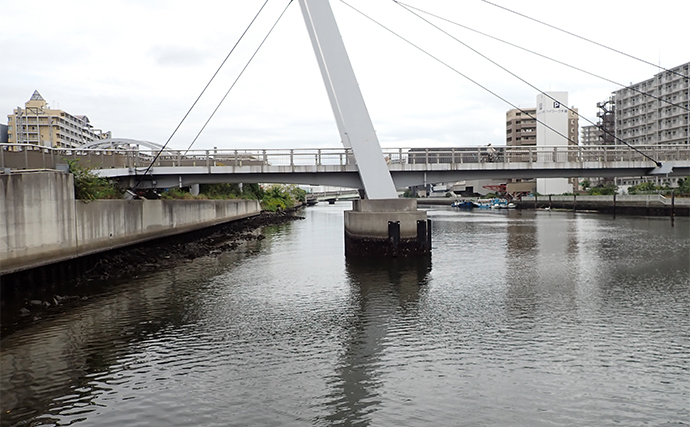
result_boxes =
[2,144,688,189]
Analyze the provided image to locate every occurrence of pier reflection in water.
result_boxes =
[1,204,688,426]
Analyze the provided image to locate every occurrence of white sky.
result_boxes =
[1,0,688,151]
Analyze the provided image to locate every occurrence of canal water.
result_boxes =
[1,204,688,426]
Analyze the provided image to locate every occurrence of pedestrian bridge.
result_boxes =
[2,143,688,189]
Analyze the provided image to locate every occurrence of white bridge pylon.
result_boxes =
[298,0,398,200]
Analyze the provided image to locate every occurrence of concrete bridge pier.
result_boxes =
[299,0,431,258]
[344,199,430,258]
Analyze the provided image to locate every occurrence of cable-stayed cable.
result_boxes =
[135,0,271,188]
[393,0,661,165]
[184,1,293,153]
[338,1,573,150]
[480,0,687,80]
[395,1,688,113]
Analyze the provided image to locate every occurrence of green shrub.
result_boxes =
[69,160,123,200]
[199,183,241,199]
[587,183,618,195]
[160,188,196,199]
[677,177,690,196]
[260,184,304,212]
[628,181,658,195]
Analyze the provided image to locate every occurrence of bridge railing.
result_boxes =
[1,143,688,171]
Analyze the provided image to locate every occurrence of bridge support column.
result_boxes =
[344,199,430,258]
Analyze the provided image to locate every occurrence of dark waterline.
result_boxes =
[1,204,689,426]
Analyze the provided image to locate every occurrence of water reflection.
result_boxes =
[2,206,688,427]
[320,257,431,426]
[0,243,264,426]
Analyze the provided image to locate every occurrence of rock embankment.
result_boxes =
[84,210,303,282]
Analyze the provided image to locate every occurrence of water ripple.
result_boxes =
[2,208,688,426]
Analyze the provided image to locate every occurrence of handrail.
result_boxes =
[1,143,688,170]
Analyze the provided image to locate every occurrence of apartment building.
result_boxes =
[506,108,537,146]
[506,106,578,146]
[580,124,601,145]
[613,61,689,146]
[6,90,111,148]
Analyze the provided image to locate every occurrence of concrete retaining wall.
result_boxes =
[516,194,689,215]
[1,171,261,275]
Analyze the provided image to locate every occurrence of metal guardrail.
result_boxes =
[1,143,689,171]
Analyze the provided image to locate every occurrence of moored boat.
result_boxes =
[451,199,477,209]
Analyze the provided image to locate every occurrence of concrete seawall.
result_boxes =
[515,194,689,216]
[1,171,261,275]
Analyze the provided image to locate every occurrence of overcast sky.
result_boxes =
[2,0,688,151]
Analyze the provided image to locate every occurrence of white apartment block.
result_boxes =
[613,62,689,146]
[580,124,602,145]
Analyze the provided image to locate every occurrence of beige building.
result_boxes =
[7,90,111,148]
[506,106,578,146]
[506,108,537,146]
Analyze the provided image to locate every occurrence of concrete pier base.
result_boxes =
[344,199,431,258]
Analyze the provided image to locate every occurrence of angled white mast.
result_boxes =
[298,0,397,199]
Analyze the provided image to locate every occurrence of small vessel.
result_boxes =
[490,199,516,209]
[475,199,495,209]
[451,199,477,209]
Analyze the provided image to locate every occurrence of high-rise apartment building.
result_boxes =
[613,61,689,146]
[7,90,111,148]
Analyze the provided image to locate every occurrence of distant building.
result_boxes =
[581,125,601,145]
[613,61,689,146]
[0,124,7,144]
[6,90,111,148]
[505,93,579,194]
[603,62,689,189]
[536,92,578,194]
[506,108,537,146]
[506,105,578,147]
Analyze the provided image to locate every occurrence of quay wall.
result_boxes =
[416,195,689,216]
[515,194,689,216]
[1,171,261,275]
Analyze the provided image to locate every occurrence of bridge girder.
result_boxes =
[100,161,688,190]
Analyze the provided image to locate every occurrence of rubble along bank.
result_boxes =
[0,210,304,336]
[78,209,305,282]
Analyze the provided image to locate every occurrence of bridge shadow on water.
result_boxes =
[318,256,431,426]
